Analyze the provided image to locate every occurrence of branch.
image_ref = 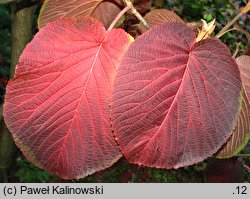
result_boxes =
[123,0,150,30]
[234,23,250,44]
[215,1,250,38]
[233,42,241,58]
[107,0,150,31]
[0,0,16,4]
[10,0,37,75]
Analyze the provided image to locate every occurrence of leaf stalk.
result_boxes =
[107,0,150,31]
[123,0,150,30]
[107,4,132,31]
[215,1,250,38]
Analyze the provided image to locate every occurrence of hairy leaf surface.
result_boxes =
[111,22,241,168]
[3,17,133,179]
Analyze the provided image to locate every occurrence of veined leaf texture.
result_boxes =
[3,17,133,179]
[111,22,242,169]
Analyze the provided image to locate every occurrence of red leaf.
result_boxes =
[111,23,242,168]
[3,17,133,179]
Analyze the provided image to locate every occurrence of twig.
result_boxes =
[243,164,250,172]
[215,1,250,38]
[233,42,241,58]
[228,0,240,11]
[107,0,150,31]
[107,5,132,31]
[215,12,244,38]
[234,23,250,44]
[123,0,150,30]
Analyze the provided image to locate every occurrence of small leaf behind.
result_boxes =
[138,9,184,33]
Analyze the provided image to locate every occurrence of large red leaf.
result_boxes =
[3,17,133,179]
[111,22,242,168]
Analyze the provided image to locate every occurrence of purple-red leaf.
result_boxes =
[3,17,133,179]
[206,157,245,183]
[111,22,242,169]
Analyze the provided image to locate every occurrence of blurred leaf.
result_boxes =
[203,12,213,21]
[0,0,15,4]
[206,157,245,183]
